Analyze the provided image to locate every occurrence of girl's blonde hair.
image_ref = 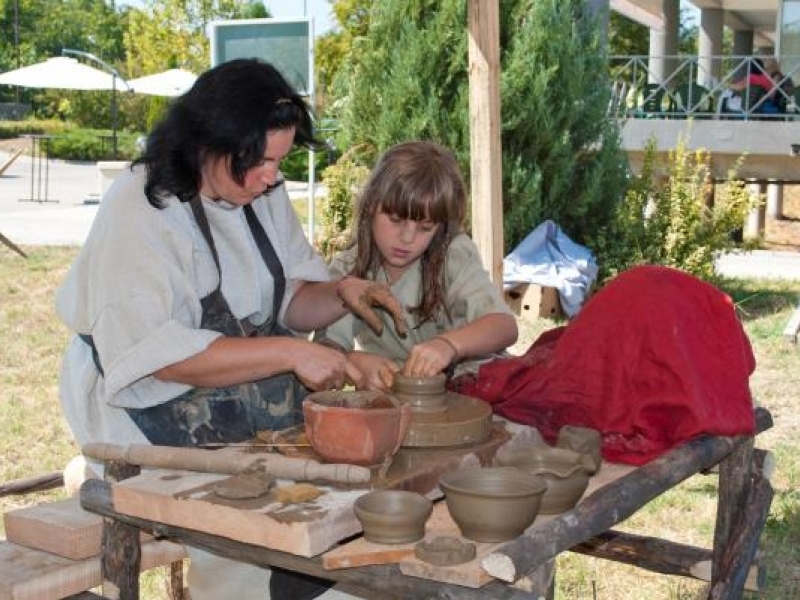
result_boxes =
[350,140,467,324]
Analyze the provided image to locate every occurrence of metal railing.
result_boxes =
[608,55,800,121]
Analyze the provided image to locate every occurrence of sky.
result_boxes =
[265,0,336,36]
[116,1,337,36]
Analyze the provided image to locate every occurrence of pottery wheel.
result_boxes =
[401,392,492,447]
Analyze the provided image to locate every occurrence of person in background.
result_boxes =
[55,58,402,600]
[763,56,795,112]
[315,140,518,391]
[728,57,780,114]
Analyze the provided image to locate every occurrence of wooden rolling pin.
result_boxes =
[82,442,371,484]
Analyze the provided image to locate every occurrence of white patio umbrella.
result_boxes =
[0,56,117,90]
[128,68,197,97]
[0,54,129,158]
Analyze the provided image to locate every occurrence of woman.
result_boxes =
[56,58,400,600]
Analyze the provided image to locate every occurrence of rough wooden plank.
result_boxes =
[106,469,366,558]
[482,408,772,583]
[0,471,62,497]
[5,498,102,560]
[571,530,764,591]
[0,539,185,600]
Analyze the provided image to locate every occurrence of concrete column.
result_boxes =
[733,30,754,57]
[649,0,680,84]
[766,182,784,219]
[744,182,767,240]
[698,8,723,87]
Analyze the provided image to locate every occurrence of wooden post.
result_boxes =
[100,460,141,600]
[467,0,504,288]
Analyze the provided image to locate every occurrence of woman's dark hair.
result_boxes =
[350,140,467,325]
[133,58,320,208]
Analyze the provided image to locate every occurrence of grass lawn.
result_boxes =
[1,245,799,599]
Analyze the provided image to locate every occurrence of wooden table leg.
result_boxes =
[708,440,774,600]
[100,460,142,600]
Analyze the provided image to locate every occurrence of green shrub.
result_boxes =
[590,138,759,284]
[317,147,370,260]
[48,129,140,161]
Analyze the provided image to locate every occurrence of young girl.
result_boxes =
[317,140,518,391]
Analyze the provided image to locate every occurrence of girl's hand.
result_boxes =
[347,351,400,391]
[403,336,459,377]
[336,276,407,337]
[294,342,365,391]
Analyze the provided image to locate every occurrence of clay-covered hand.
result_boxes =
[403,336,459,377]
[347,351,401,392]
[294,342,365,391]
[336,276,407,337]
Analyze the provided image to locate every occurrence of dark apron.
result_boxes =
[123,198,310,447]
[82,197,309,445]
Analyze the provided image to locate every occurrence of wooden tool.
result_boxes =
[82,442,371,484]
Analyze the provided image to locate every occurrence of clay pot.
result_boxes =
[392,373,448,413]
[302,390,411,466]
[556,425,603,471]
[439,467,547,542]
[354,490,433,544]
[496,446,597,514]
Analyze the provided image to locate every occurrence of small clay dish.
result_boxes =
[439,467,546,542]
[415,536,476,566]
[354,490,433,544]
[303,390,411,466]
[496,446,596,514]
[392,373,448,413]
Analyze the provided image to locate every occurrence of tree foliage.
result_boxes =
[592,139,757,282]
[326,0,628,255]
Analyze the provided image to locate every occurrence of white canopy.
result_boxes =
[0,57,118,90]
[128,68,197,97]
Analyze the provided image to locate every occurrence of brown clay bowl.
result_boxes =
[439,467,547,542]
[495,446,596,514]
[354,490,433,544]
[302,390,411,466]
[392,373,448,413]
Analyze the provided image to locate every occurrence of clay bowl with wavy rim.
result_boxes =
[392,373,448,413]
[354,490,433,544]
[302,390,411,466]
[495,446,597,514]
[439,467,547,542]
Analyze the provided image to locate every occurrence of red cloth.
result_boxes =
[455,265,756,465]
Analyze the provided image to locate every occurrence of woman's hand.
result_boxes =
[403,336,459,378]
[336,276,407,337]
[294,342,365,391]
[346,351,400,391]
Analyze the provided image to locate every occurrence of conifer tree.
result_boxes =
[330,0,628,253]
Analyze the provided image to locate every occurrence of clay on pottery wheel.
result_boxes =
[392,373,448,413]
[401,390,492,448]
[496,445,597,514]
[556,425,603,471]
[303,390,411,466]
[440,467,546,542]
[354,490,433,544]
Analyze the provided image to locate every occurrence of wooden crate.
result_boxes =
[503,283,563,321]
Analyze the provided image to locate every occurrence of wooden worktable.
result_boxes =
[80,408,773,600]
